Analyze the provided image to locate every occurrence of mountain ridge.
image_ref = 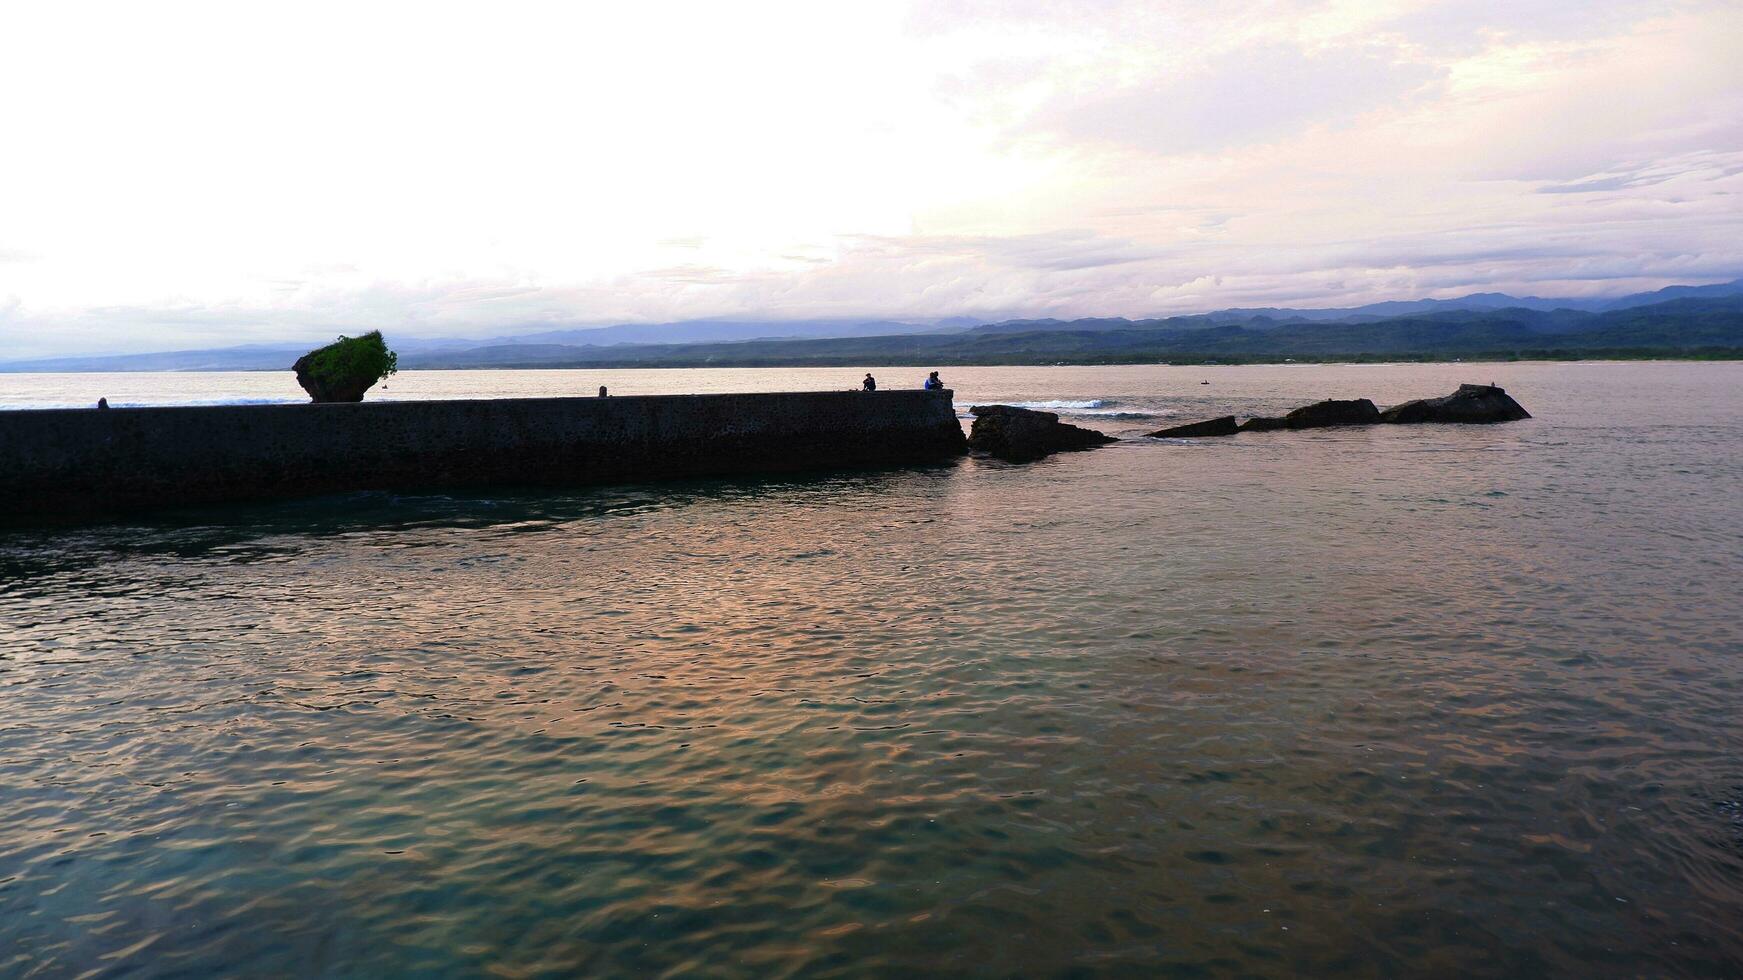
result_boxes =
[397,296,1743,369]
[4,279,1739,372]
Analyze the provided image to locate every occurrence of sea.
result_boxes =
[2,362,1741,976]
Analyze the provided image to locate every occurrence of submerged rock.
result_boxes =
[1379,384,1531,424]
[968,405,1116,462]
[1150,416,1239,438]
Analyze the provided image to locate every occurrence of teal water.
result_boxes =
[2,363,1741,976]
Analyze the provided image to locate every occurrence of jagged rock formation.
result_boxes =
[1238,416,1288,432]
[969,405,1116,462]
[1379,384,1532,424]
[1241,398,1381,432]
[1206,388,1531,436]
[1150,416,1240,438]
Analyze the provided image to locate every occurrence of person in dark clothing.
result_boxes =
[923,371,944,390]
[863,373,877,391]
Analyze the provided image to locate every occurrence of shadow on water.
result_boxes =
[0,460,964,583]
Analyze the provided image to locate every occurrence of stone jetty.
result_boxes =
[0,390,968,524]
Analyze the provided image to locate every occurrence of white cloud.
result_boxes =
[0,0,1738,357]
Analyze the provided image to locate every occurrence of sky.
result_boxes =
[2,0,1741,358]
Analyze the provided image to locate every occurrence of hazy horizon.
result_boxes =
[6,272,1743,366]
[3,0,1741,359]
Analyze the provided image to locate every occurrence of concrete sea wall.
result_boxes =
[0,390,967,523]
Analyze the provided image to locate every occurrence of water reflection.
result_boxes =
[0,464,961,586]
[2,364,1741,975]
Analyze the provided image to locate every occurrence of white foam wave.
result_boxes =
[953,398,1175,421]
[1007,399,1108,410]
[1084,409,1172,419]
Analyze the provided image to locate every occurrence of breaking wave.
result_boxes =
[1007,399,1109,410]
[953,398,1171,421]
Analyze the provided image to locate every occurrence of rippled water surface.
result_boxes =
[2,362,1741,976]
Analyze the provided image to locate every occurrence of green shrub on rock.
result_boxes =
[293,331,399,402]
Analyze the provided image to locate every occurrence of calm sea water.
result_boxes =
[2,362,1741,976]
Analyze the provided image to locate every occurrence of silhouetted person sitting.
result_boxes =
[923,371,944,390]
[598,386,608,397]
[863,373,876,391]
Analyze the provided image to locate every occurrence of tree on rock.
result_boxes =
[293,331,399,403]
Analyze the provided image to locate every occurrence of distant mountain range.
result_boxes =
[976,277,1743,328]
[5,280,1740,372]
[397,295,1743,368]
[0,318,964,372]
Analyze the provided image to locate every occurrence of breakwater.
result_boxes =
[0,390,967,523]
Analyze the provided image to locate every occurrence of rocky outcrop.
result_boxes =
[1150,416,1239,438]
[1239,398,1378,432]
[1282,398,1381,429]
[1379,384,1532,424]
[1187,388,1529,439]
[1238,416,1288,432]
[969,405,1116,462]
[293,354,372,402]
[293,331,398,403]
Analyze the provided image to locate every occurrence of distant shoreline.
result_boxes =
[3,349,1739,374]
[7,283,1739,373]
[390,348,1743,370]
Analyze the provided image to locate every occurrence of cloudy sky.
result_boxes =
[2,0,1740,356]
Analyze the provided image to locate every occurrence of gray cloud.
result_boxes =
[1383,0,1683,52]
[1538,151,1743,194]
[7,216,1739,361]
[846,230,1173,272]
[1035,43,1442,154]
[1539,173,1670,194]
